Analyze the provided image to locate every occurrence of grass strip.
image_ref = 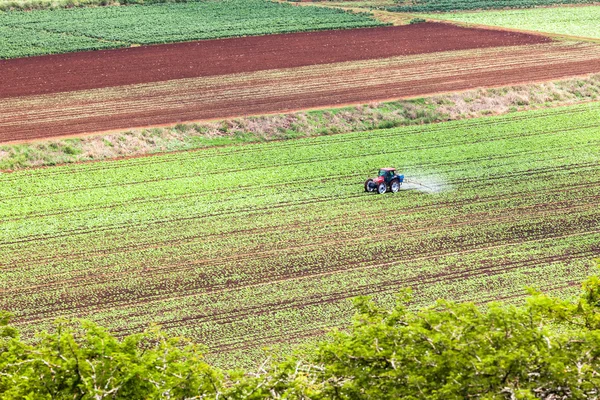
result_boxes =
[2,73,599,171]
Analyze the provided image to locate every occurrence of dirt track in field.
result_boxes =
[3,41,600,143]
[0,22,549,99]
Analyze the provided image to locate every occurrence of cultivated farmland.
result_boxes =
[2,103,599,365]
[388,0,598,12]
[428,6,600,39]
[4,41,600,142]
[0,0,382,59]
[0,23,548,100]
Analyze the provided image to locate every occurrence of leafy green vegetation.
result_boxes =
[389,0,597,12]
[409,17,426,24]
[0,0,188,12]
[2,269,600,398]
[0,25,120,58]
[425,6,600,39]
[1,103,599,366]
[0,0,382,59]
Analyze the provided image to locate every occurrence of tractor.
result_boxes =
[364,168,404,194]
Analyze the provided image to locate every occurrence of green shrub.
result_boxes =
[409,17,426,24]
[2,268,600,397]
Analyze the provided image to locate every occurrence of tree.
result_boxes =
[0,319,223,399]
[2,266,600,399]
[239,265,600,399]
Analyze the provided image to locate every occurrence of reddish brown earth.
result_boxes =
[0,23,550,99]
[3,41,600,143]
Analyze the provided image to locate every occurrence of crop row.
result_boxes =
[1,103,599,366]
[388,0,596,12]
[7,206,599,319]
[424,6,600,40]
[0,0,382,59]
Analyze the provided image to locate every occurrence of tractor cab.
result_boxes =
[378,168,396,183]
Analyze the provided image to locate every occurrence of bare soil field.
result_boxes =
[0,23,549,99]
[3,42,600,143]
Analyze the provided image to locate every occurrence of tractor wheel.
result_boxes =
[364,179,374,192]
[390,179,400,193]
[377,182,387,194]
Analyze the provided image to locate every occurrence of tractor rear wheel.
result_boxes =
[364,179,374,192]
[377,182,387,194]
[390,179,400,193]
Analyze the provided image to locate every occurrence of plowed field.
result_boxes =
[1,103,599,366]
[1,22,579,143]
[0,23,548,99]
[3,41,600,143]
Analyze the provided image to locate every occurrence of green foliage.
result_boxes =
[409,17,426,24]
[3,269,600,397]
[0,0,167,12]
[389,0,596,12]
[423,6,600,39]
[0,320,222,399]
[0,25,118,59]
[313,297,576,398]
[0,0,383,59]
[239,267,600,398]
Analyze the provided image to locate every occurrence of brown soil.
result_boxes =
[3,41,600,143]
[0,22,549,100]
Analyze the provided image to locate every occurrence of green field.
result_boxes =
[389,0,596,12]
[0,0,183,11]
[2,103,599,365]
[425,6,600,38]
[0,0,382,59]
[310,0,396,7]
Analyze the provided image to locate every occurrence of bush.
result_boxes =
[2,265,600,398]
[409,17,427,24]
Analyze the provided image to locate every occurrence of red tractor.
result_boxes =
[365,168,405,194]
